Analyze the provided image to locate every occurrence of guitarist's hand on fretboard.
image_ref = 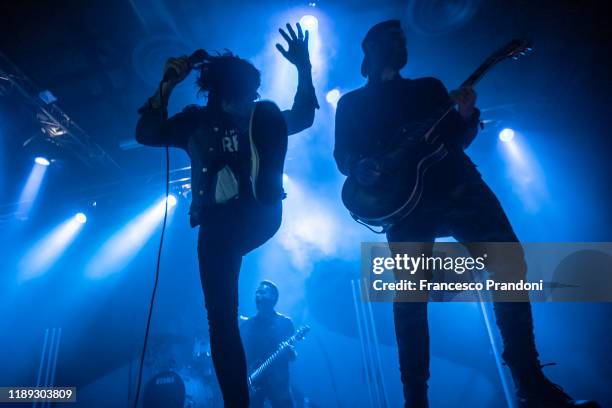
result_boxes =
[450,87,477,120]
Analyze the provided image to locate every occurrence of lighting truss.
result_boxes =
[0,52,120,170]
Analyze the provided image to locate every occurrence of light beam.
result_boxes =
[18,214,86,282]
[85,195,176,279]
[16,160,49,220]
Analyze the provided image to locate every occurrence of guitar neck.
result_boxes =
[248,333,298,384]
[461,57,499,89]
[417,55,505,144]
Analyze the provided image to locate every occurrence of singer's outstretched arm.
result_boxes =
[276,23,319,135]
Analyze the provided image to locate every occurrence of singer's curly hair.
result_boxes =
[196,51,261,108]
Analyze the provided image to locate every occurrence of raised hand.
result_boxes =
[276,22,311,70]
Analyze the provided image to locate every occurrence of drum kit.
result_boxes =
[142,333,221,408]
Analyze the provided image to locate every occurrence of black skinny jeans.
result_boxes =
[387,177,540,407]
[197,199,282,408]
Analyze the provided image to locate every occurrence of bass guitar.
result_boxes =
[247,325,310,394]
[341,39,532,232]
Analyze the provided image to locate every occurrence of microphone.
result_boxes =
[163,49,209,82]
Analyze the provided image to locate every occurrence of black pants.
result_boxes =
[387,177,540,407]
[197,199,282,408]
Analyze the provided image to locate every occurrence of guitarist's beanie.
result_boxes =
[361,20,403,77]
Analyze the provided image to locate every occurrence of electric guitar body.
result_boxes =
[342,135,449,228]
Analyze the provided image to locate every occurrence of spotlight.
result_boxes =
[299,15,318,32]
[167,194,177,207]
[35,156,50,166]
[38,90,58,105]
[180,183,192,198]
[326,89,341,108]
[499,128,515,142]
[75,212,87,224]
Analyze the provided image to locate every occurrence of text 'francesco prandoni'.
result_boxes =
[369,254,544,293]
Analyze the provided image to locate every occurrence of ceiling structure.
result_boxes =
[0,0,610,214]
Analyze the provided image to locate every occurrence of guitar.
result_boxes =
[341,39,533,232]
[247,326,310,394]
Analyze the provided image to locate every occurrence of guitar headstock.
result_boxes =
[491,39,533,62]
[461,39,533,88]
[294,326,310,341]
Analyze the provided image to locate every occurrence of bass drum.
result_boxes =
[143,369,216,408]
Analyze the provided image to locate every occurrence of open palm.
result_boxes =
[276,22,311,70]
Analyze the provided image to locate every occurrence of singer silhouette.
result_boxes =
[135,23,318,407]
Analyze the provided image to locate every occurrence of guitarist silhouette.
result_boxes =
[241,281,297,407]
[334,20,598,408]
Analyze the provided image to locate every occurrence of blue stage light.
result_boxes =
[35,156,50,166]
[18,215,86,282]
[498,131,548,212]
[167,194,177,208]
[16,161,49,219]
[85,196,177,279]
[326,89,341,108]
[275,175,342,271]
[75,212,87,224]
[299,15,318,32]
[499,128,515,142]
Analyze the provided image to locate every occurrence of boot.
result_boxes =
[494,302,600,408]
[511,364,600,408]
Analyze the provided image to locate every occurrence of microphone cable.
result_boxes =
[131,51,207,406]
[132,82,172,408]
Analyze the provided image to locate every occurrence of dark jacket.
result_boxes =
[334,76,480,185]
[136,72,318,227]
[241,312,295,388]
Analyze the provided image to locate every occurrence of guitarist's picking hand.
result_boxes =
[353,158,382,186]
[450,87,477,120]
